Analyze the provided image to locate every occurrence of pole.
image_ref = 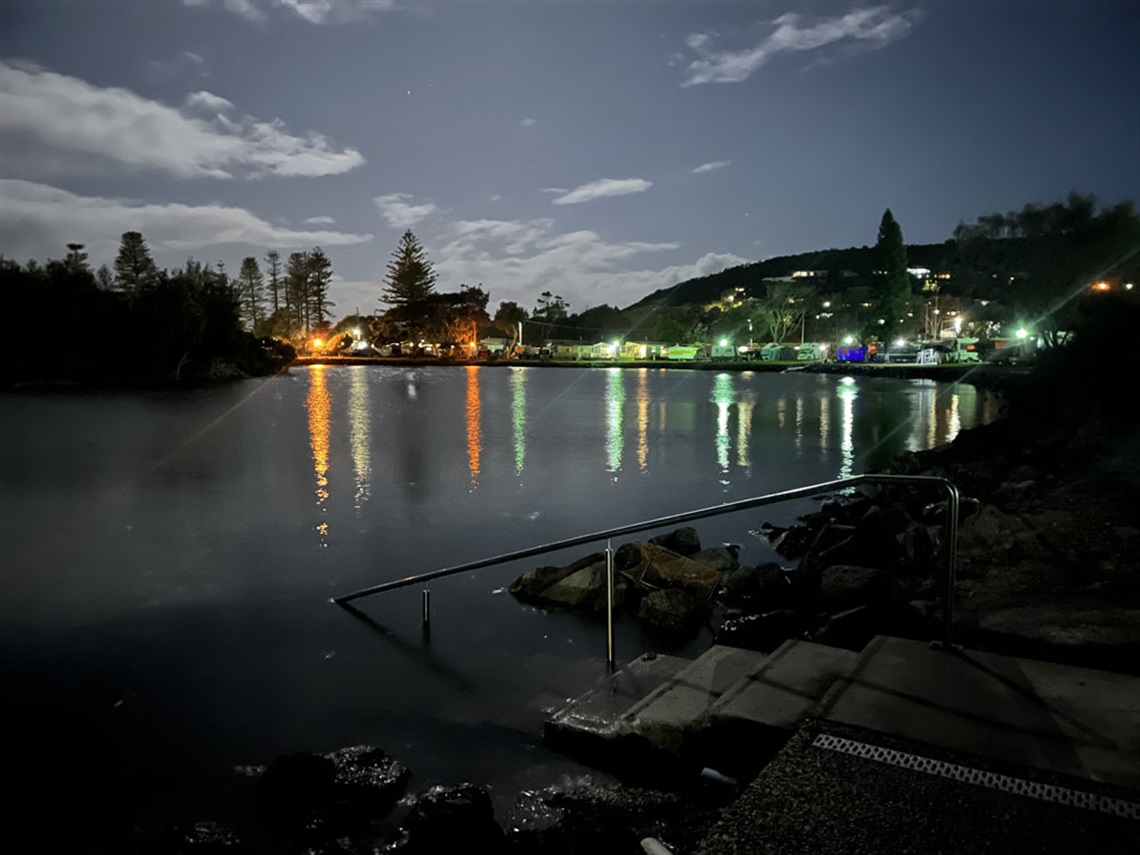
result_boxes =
[605,539,615,669]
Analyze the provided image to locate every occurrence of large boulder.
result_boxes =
[719,562,788,606]
[690,546,741,574]
[648,526,702,556]
[257,746,409,840]
[637,588,703,636]
[510,552,606,600]
[402,783,504,853]
[957,504,1031,556]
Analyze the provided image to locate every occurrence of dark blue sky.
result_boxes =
[1,0,1137,317]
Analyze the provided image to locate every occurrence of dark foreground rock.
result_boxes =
[399,783,504,853]
[257,745,409,841]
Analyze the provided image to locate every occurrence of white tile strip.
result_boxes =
[812,733,1139,820]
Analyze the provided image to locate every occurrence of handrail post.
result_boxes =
[605,539,615,669]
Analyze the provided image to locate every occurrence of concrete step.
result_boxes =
[543,641,863,777]
[543,651,690,765]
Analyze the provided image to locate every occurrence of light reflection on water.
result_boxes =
[605,368,625,475]
[306,363,331,545]
[511,368,526,477]
[349,366,372,513]
[0,365,1005,849]
[466,365,482,491]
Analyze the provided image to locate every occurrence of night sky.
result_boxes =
[1,0,1137,318]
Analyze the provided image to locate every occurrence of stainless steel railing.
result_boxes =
[332,474,961,662]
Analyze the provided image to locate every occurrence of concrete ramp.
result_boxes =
[544,641,861,774]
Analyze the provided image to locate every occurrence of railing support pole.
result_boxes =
[606,539,615,669]
[422,585,431,628]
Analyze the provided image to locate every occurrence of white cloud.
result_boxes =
[374,193,438,228]
[183,0,398,24]
[430,216,745,311]
[0,180,373,268]
[520,117,537,127]
[490,195,502,202]
[0,61,365,179]
[550,178,653,205]
[682,6,918,86]
[691,160,730,174]
[184,90,235,113]
[303,215,337,225]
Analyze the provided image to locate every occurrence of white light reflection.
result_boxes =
[605,369,625,476]
[736,398,753,471]
[348,366,372,513]
[838,376,857,479]
[713,373,733,485]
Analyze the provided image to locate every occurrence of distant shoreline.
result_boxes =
[293,355,1031,389]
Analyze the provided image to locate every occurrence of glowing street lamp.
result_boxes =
[1015,328,1029,340]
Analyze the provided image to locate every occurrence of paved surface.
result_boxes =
[695,722,1140,855]
[818,635,1140,789]
[541,635,1140,852]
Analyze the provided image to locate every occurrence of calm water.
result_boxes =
[0,366,998,844]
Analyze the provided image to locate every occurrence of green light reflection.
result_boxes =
[511,368,526,476]
[713,372,733,481]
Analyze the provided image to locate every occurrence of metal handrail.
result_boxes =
[332,474,961,652]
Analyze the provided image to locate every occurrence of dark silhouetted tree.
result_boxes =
[873,209,912,337]
[237,256,265,332]
[494,300,527,353]
[264,249,283,314]
[113,231,159,297]
[381,230,437,306]
[284,251,310,335]
[306,246,334,326]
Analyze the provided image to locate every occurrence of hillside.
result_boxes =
[627,241,956,309]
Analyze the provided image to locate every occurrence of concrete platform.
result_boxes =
[818,635,1140,789]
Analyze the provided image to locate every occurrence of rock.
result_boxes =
[714,609,804,653]
[403,783,504,853]
[690,546,741,574]
[326,744,409,808]
[637,588,703,636]
[649,526,702,556]
[258,746,408,841]
[1009,464,1044,482]
[719,562,788,605]
[620,542,724,602]
[812,601,928,651]
[957,504,1030,555]
[900,522,935,574]
[819,565,896,614]
[510,552,606,601]
[258,752,336,826]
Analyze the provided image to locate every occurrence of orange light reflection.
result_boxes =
[466,366,482,491]
[307,365,331,545]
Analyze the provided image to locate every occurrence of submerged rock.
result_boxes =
[648,526,702,556]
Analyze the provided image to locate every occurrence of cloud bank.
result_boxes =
[0,62,365,179]
[183,0,398,25]
[0,179,373,266]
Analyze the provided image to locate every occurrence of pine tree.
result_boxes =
[237,256,265,331]
[64,243,89,274]
[285,251,311,335]
[306,247,335,326]
[113,231,159,296]
[874,209,912,337]
[264,250,283,314]
[381,230,437,305]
